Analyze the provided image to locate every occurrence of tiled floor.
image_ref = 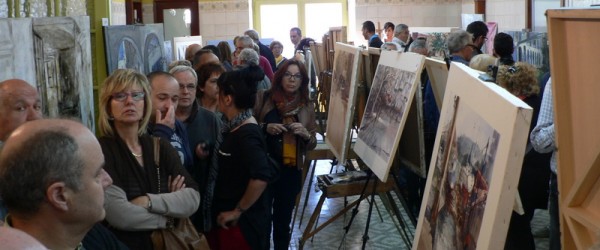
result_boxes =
[282,158,551,250]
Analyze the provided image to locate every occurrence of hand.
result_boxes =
[217,210,242,229]
[168,175,186,192]
[288,122,310,140]
[266,123,288,136]
[130,195,150,208]
[195,143,210,159]
[156,106,175,129]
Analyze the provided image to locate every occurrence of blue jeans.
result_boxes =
[549,173,561,250]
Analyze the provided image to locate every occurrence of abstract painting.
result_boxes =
[354,51,425,182]
[104,24,167,75]
[0,16,95,130]
[414,63,533,250]
[325,43,361,165]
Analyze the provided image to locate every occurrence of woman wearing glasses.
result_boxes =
[254,60,317,250]
[98,69,200,249]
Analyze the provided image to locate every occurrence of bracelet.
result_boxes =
[236,203,247,213]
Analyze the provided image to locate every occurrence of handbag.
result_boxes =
[150,137,210,250]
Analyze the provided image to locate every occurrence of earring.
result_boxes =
[108,116,114,121]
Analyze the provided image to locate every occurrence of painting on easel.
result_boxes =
[414,63,532,250]
[325,43,361,165]
[354,51,425,182]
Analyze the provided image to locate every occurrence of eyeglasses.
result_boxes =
[284,72,303,80]
[112,91,145,102]
[179,84,196,91]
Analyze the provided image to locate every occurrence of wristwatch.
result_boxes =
[236,203,247,213]
[147,196,152,210]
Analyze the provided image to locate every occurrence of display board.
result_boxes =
[354,51,425,182]
[424,57,449,111]
[413,63,532,250]
[547,8,600,250]
[325,43,361,165]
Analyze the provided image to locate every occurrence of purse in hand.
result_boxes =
[149,137,210,250]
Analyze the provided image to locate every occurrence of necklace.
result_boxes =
[131,151,142,157]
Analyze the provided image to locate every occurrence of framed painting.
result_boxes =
[413,63,532,250]
[104,23,167,75]
[325,42,361,165]
[173,35,202,61]
[424,57,449,111]
[354,51,425,182]
[547,8,600,249]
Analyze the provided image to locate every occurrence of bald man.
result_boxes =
[0,79,43,143]
[0,119,113,250]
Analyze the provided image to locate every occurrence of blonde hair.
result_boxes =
[98,69,153,137]
[469,54,497,72]
[496,62,540,97]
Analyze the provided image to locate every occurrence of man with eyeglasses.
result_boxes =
[466,21,489,57]
[169,65,221,232]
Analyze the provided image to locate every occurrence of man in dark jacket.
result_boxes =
[245,29,277,73]
[362,21,383,48]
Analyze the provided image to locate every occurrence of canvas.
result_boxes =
[413,63,532,250]
[325,43,361,165]
[0,17,95,131]
[354,51,425,182]
[396,79,427,178]
[424,57,449,111]
[547,8,600,249]
[173,35,202,61]
[104,24,167,75]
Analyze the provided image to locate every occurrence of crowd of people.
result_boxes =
[0,22,558,250]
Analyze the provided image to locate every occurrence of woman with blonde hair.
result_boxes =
[497,62,551,250]
[98,69,200,249]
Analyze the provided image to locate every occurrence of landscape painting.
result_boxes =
[414,63,533,250]
[354,51,425,182]
[325,43,361,165]
[104,24,167,75]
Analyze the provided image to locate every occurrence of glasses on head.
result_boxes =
[112,91,145,102]
[284,72,303,80]
[179,84,196,91]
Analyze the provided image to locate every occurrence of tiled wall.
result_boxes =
[486,0,527,31]
[111,0,126,25]
[355,0,463,46]
[0,0,84,18]
[199,0,249,44]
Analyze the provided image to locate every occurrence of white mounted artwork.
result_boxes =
[325,43,362,165]
[354,51,425,182]
[424,57,449,111]
[173,35,202,61]
[413,63,532,250]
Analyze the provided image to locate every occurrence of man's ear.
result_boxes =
[46,182,71,212]
[222,94,232,107]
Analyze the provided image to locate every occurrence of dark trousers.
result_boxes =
[549,173,561,250]
[505,206,536,249]
[269,166,302,250]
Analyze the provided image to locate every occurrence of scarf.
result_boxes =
[201,108,252,232]
[275,93,304,166]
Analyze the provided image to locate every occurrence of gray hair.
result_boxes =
[447,30,473,53]
[238,48,259,66]
[237,36,254,49]
[0,130,84,215]
[244,29,260,42]
[169,65,197,82]
[394,24,409,37]
[409,38,428,52]
[168,60,192,71]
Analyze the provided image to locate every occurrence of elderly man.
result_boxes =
[0,79,43,144]
[362,21,383,48]
[235,35,274,80]
[0,119,113,250]
[447,30,474,65]
[394,24,413,52]
[290,27,303,50]
[245,29,277,72]
[170,65,221,232]
[238,48,271,91]
[147,71,193,171]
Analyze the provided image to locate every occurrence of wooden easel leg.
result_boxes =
[298,159,318,229]
[299,192,326,249]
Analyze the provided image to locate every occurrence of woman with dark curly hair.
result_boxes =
[497,62,551,250]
